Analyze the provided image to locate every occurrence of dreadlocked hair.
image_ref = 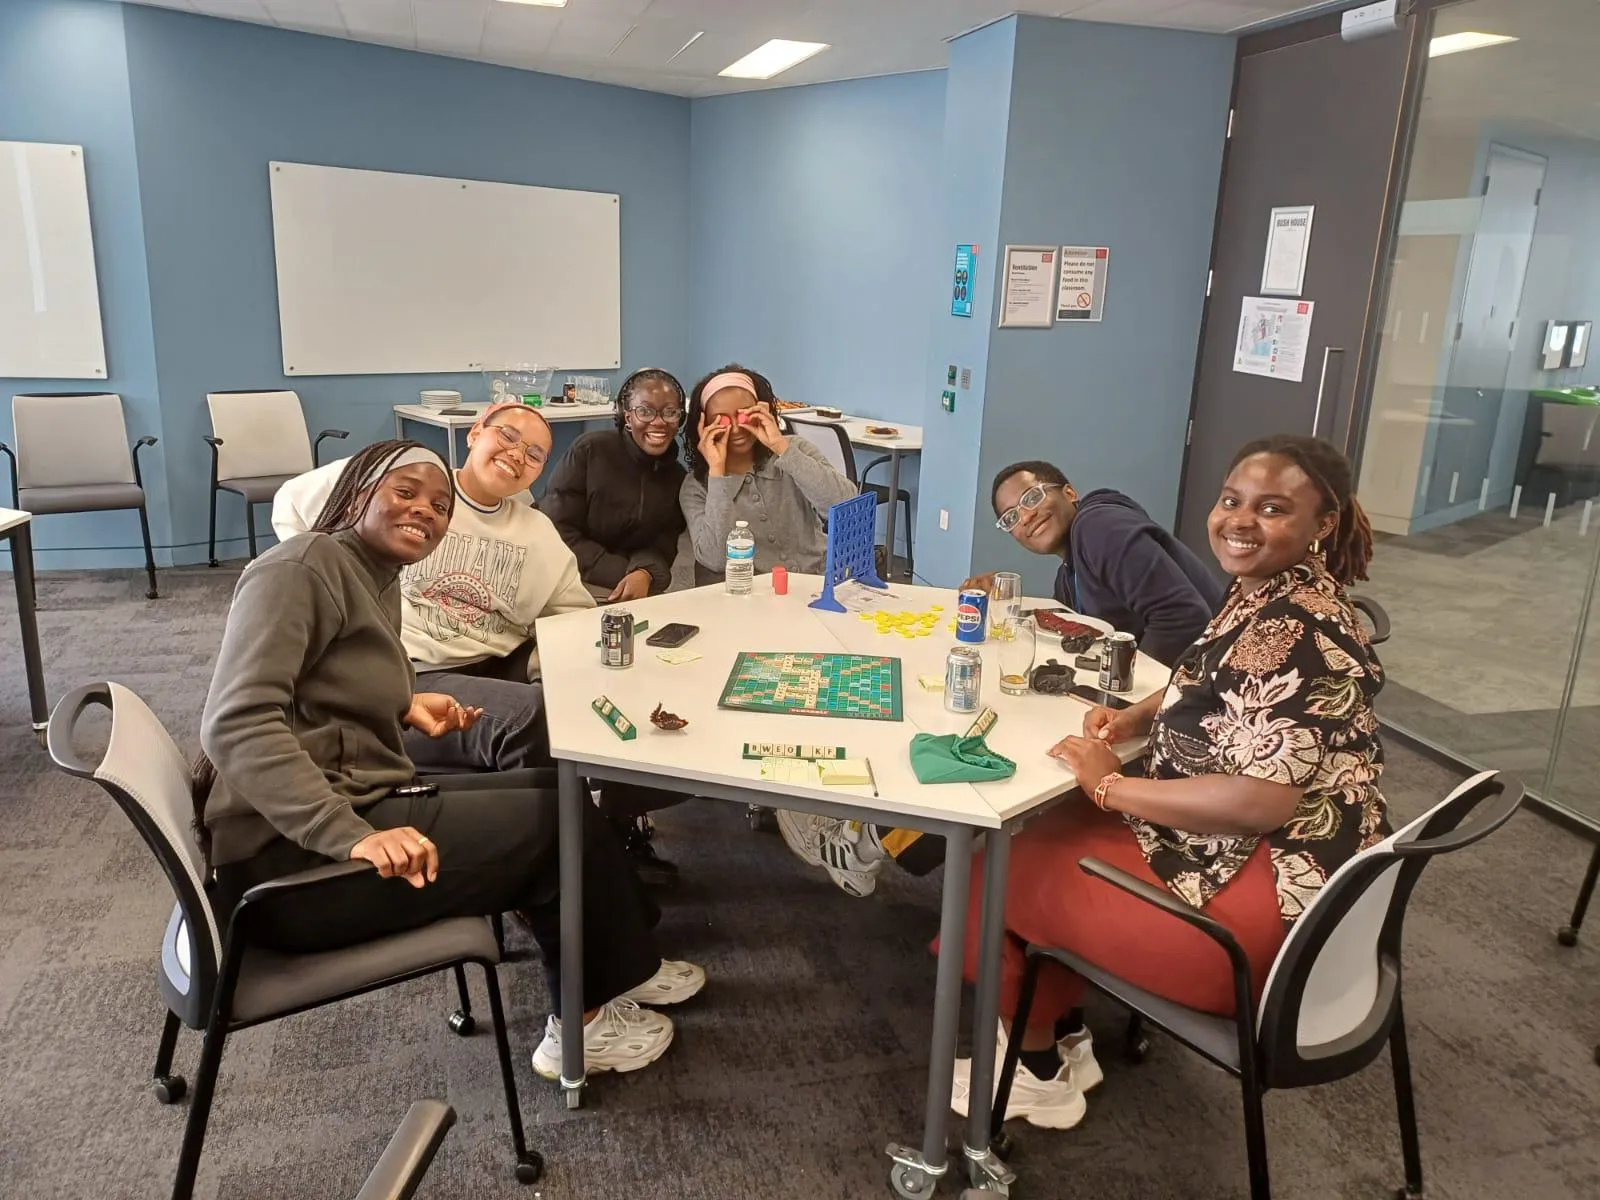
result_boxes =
[1229,434,1373,585]
[684,362,778,481]
[614,367,687,435]
[190,439,450,872]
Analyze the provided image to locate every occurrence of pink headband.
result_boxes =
[471,400,551,436]
[702,372,758,404]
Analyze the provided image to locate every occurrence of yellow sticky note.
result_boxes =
[760,757,819,785]
[656,648,702,665]
[819,759,873,787]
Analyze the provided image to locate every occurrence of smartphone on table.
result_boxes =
[1067,684,1132,711]
[646,623,700,649]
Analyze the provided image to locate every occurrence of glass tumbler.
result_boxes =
[990,571,1022,632]
[997,616,1036,695]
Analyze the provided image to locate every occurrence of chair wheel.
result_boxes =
[1393,1188,1423,1199]
[990,1131,1015,1160]
[1125,1034,1151,1064]
[153,1074,187,1104]
[208,559,220,569]
[146,589,159,600]
[514,1153,544,1185]
[448,1010,476,1036]
[1557,925,1579,947]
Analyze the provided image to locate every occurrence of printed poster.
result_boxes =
[1056,245,1109,322]
[999,245,1056,328]
[1233,297,1315,383]
[951,244,976,318]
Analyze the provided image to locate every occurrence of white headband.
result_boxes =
[356,445,450,493]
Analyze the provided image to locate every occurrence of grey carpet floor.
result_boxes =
[0,563,1596,1199]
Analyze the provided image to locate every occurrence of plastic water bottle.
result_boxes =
[725,521,755,595]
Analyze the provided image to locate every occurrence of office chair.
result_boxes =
[2,393,160,599]
[1350,594,1391,645]
[784,416,857,484]
[355,1100,456,1200]
[205,390,346,564]
[991,770,1522,1200]
[47,681,541,1200]
[1556,838,1599,947]
[861,455,914,578]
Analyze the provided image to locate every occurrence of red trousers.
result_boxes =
[956,801,1286,1033]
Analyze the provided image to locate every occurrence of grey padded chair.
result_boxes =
[1,393,159,599]
[205,390,346,565]
[47,681,541,1200]
[992,770,1523,1200]
[784,416,858,483]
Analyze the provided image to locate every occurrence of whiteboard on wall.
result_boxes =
[0,142,108,380]
[269,162,621,376]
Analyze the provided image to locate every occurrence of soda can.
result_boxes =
[601,608,635,669]
[955,588,989,644]
[1099,631,1137,693]
[945,646,982,713]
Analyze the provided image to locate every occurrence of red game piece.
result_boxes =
[772,566,789,595]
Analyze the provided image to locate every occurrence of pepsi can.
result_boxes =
[956,588,989,644]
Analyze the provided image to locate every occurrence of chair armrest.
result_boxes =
[354,1100,457,1200]
[859,454,891,485]
[1393,776,1522,857]
[131,436,157,488]
[1349,595,1390,645]
[236,858,375,911]
[45,682,113,777]
[0,442,16,510]
[314,429,350,465]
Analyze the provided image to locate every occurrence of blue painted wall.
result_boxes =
[0,0,168,567]
[120,4,691,561]
[963,16,1232,595]
[912,17,1018,584]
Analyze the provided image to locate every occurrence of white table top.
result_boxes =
[395,400,618,427]
[788,412,923,453]
[0,508,32,535]
[535,577,1163,830]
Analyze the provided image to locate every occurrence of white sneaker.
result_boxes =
[1057,1027,1102,1092]
[618,959,706,1006]
[951,1054,1086,1130]
[530,999,674,1079]
[776,811,884,897]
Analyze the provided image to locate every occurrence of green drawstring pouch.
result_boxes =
[908,732,1017,783]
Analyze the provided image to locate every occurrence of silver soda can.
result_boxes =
[1099,631,1137,693]
[945,645,982,713]
[600,608,635,669]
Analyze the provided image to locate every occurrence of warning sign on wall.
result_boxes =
[1056,246,1109,323]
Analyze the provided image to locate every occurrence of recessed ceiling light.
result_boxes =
[1429,32,1518,58]
[497,0,569,8]
[719,39,829,80]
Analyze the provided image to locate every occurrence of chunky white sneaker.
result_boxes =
[950,1055,1086,1130]
[530,999,674,1079]
[1057,1027,1102,1092]
[618,959,706,1006]
[776,811,884,897]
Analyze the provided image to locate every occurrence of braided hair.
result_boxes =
[685,363,778,481]
[1228,435,1373,584]
[614,368,687,436]
[190,440,450,871]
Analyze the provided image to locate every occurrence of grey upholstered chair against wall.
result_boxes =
[47,682,542,1200]
[1,393,160,599]
[987,770,1523,1200]
[204,389,346,565]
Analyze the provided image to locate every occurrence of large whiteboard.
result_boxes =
[0,142,108,380]
[269,162,621,376]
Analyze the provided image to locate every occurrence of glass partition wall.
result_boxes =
[1357,0,1600,828]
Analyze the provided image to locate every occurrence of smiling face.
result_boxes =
[1208,452,1338,589]
[462,407,552,501]
[703,386,760,454]
[993,470,1077,557]
[625,377,683,457]
[355,462,453,565]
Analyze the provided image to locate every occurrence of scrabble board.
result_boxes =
[717,652,903,721]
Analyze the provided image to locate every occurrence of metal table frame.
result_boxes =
[553,757,1047,1196]
[1,516,49,746]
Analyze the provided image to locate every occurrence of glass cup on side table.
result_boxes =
[990,571,1022,633]
[996,615,1036,696]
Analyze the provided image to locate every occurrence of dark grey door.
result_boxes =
[1175,19,1413,550]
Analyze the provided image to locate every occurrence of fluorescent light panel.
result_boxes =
[497,0,569,8]
[1429,32,1518,58]
[719,39,829,80]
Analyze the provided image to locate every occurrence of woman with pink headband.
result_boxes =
[679,363,858,586]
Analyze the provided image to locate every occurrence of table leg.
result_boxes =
[447,428,460,473]
[886,825,973,1199]
[883,450,903,581]
[964,826,1017,1192]
[394,410,405,440]
[557,759,586,1109]
[9,525,47,746]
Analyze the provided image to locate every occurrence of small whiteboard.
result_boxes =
[0,142,108,380]
[269,162,621,376]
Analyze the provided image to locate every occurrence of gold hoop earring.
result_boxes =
[1310,538,1323,555]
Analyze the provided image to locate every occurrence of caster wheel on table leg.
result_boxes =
[153,1075,187,1104]
[1393,1188,1424,1199]
[990,1131,1015,1160]
[514,1153,544,1185]
[1125,1033,1150,1063]
[890,1164,936,1199]
[562,1084,583,1110]
[146,589,159,601]
[746,805,772,832]
[1557,925,1579,947]
[447,1010,475,1037]
[208,559,220,569]
[34,729,46,749]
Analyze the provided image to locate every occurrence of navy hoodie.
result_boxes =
[1053,489,1226,667]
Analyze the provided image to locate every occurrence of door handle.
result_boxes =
[1312,347,1346,439]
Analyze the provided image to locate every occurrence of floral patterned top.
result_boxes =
[1130,557,1389,927]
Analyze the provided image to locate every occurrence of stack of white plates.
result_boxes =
[419,389,461,410]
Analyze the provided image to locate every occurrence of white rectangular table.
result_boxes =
[536,577,1164,1195]
[0,509,48,744]
[393,400,617,469]
[797,414,922,577]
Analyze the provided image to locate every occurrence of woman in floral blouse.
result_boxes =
[951,434,1386,1132]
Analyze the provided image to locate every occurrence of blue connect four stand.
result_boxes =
[810,492,888,613]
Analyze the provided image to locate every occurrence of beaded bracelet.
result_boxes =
[1093,771,1124,811]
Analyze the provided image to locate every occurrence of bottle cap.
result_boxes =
[772,566,789,595]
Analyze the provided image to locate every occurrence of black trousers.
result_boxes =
[212,771,660,1011]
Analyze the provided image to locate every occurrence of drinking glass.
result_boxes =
[997,615,1036,695]
[990,571,1022,632]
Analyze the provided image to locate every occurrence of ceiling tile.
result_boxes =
[189,0,272,20]
[413,0,487,55]
[336,0,412,43]
[263,0,346,34]
[547,16,639,57]
[480,1,562,52]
